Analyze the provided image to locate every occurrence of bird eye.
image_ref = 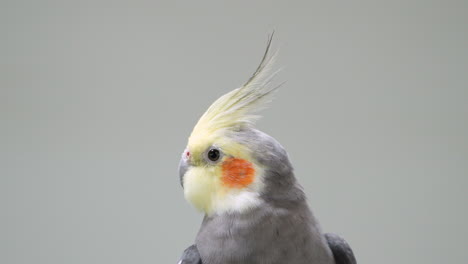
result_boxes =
[207,148,220,162]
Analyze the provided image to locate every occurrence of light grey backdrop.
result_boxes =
[2,1,467,264]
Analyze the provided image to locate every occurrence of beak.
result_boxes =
[178,157,190,188]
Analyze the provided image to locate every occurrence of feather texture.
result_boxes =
[189,33,281,146]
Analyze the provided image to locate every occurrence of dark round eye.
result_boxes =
[207,148,220,161]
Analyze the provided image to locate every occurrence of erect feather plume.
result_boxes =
[189,33,282,144]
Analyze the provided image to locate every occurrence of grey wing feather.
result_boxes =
[178,244,202,264]
[325,233,357,264]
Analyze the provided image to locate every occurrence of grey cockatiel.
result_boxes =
[177,35,356,264]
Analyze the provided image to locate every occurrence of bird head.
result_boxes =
[179,35,296,216]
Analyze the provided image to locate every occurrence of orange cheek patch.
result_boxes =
[221,158,255,188]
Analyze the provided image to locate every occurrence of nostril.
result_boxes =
[186,151,190,158]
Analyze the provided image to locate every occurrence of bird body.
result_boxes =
[177,35,356,264]
[196,165,334,264]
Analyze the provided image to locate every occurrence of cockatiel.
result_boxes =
[177,35,356,264]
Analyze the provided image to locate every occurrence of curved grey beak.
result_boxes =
[178,157,190,188]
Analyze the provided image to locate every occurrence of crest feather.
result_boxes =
[189,33,281,144]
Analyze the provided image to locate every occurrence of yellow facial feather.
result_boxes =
[183,146,266,215]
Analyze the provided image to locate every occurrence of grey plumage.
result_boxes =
[179,244,201,264]
[178,128,357,264]
[325,233,357,264]
[179,233,357,264]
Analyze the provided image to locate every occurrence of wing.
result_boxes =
[178,244,202,264]
[325,233,357,264]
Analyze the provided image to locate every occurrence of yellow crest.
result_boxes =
[188,34,281,150]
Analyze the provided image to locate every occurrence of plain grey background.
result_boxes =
[2,1,467,264]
